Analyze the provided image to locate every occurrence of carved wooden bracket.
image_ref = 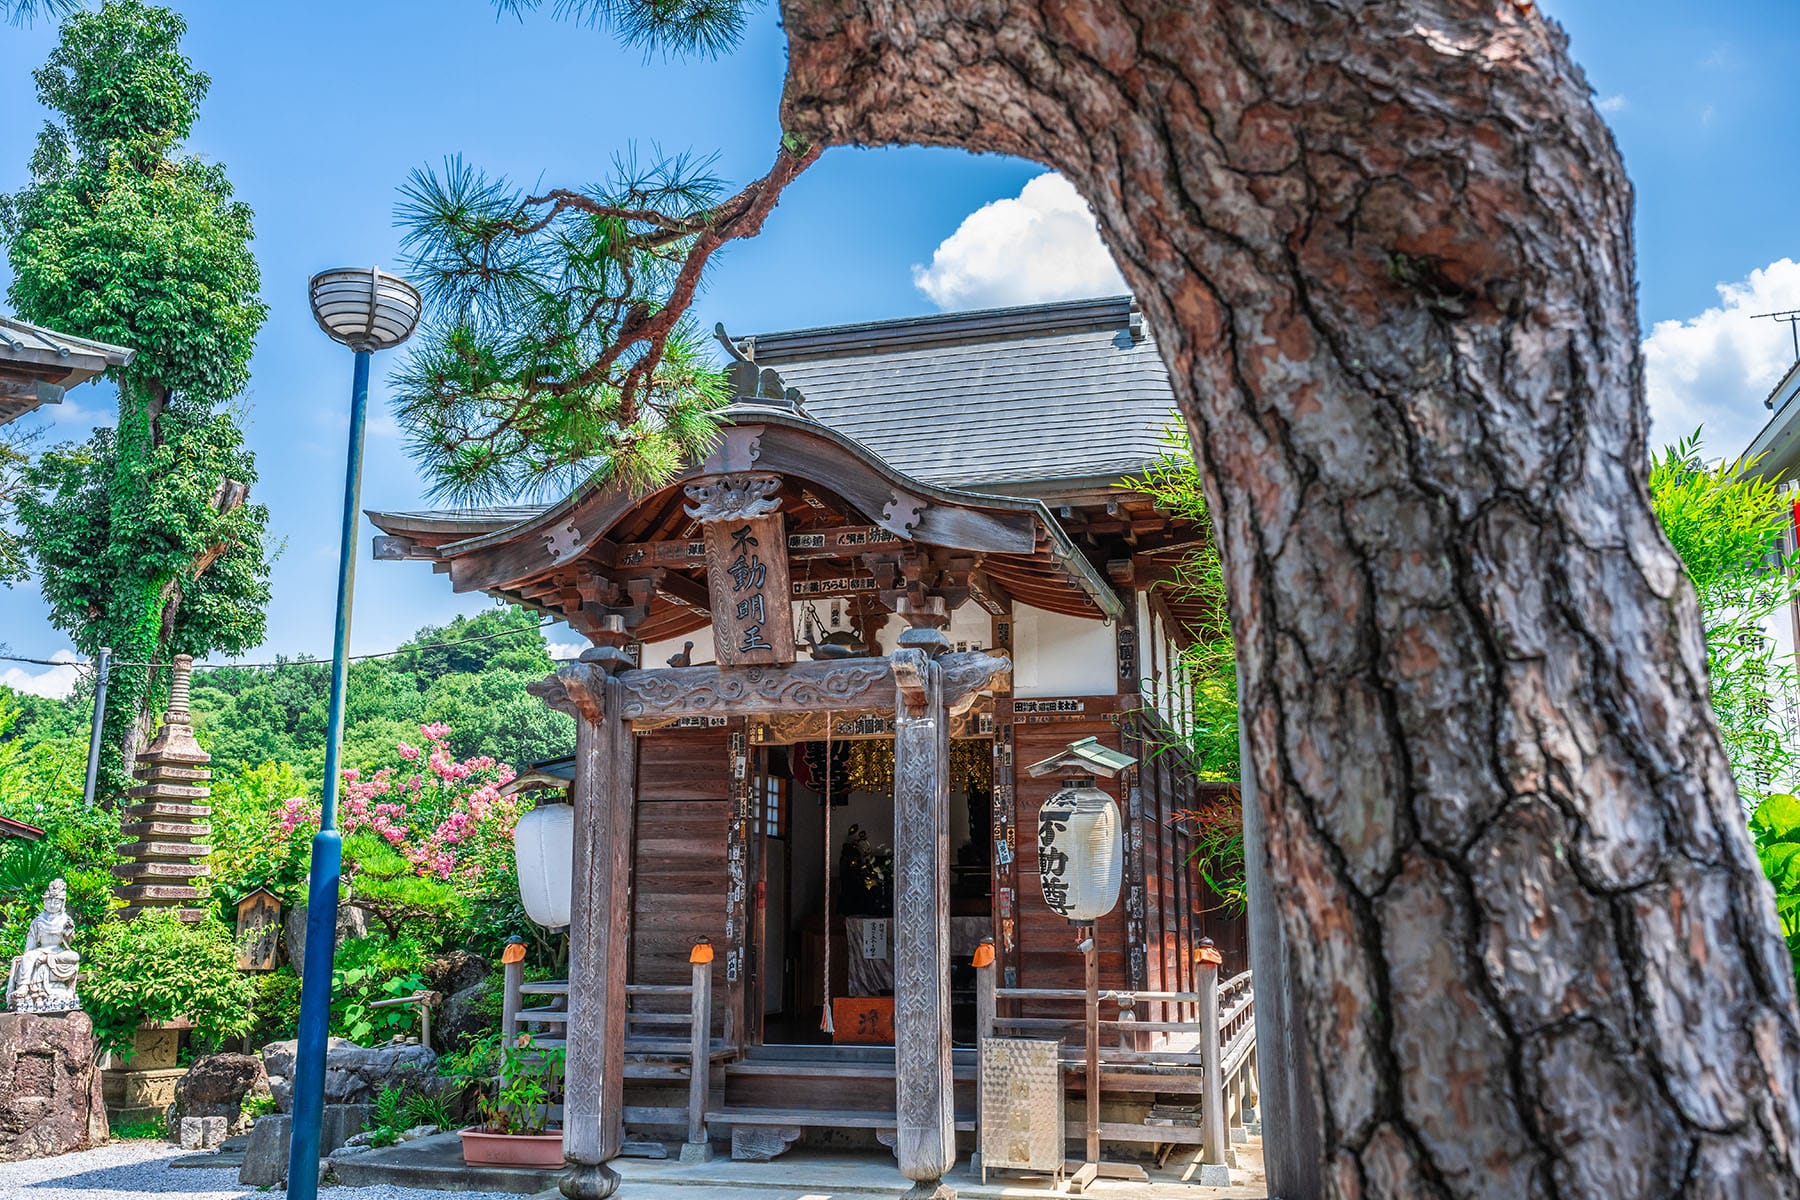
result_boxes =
[683,474,783,522]
[528,661,610,723]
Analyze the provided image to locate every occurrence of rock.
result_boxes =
[437,977,493,1054]
[166,1052,269,1134]
[237,1103,372,1186]
[0,1011,108,1162]
[282,899,368,979]
[177,1116,227,1150]
[398,1123,439,1141]
[342,1129,375,1149]
[238,1114,289,1186]
[328,1142,372,1159]
[424,949,489,1000]
[263,1036,438,1107]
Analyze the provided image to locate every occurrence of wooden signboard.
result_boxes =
[685,474,798,667]
[702,512,796,666]
[235,887,282,971]
[831,995,895,1044]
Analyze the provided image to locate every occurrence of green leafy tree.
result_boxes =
[1648,433,1800,800]
[2,0,272,791]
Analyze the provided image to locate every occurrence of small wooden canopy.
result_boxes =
[368,403,1122,643]
[0,814,45,841]
[0,315,133,427]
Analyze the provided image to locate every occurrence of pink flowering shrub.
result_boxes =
[276,724,522,881]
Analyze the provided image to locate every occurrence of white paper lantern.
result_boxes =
[1037,787,1122,922]
[513,800,575,930]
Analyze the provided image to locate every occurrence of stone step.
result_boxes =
[125,801,213,819]
[112,860,210,879]
[117,840,213,859]
[114,883,203,902]
[121,820,212,839]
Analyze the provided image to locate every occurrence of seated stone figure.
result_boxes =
[7,878,81,1012]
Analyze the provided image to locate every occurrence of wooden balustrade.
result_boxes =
[973,940,1255,1169]
[499,942,716,1157]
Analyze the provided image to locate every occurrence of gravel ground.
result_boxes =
[0,1140,540,1200]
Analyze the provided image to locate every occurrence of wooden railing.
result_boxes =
[501,948,715,1155]
[975,941,1255,1168]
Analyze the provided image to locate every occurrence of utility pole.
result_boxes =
[82,646,111,807]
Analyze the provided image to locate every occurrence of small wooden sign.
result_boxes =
[831,995,895,1044]
[235,887,282,971]
[702,512,796,666]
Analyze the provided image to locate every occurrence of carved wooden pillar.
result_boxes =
[531,629,638,1200]
[891,636,957,1199]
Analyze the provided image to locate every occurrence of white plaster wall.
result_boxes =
[1010,602,1117,699]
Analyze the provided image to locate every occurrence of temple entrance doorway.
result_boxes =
[753,735,995,1049]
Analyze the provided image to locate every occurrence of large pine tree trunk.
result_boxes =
[779,1,1800,1193]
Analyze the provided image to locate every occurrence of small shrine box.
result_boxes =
[234,888,282,971]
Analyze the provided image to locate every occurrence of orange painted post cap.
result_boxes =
[690,938,714,964]
[971,938,995,968]
[501,941,526,965]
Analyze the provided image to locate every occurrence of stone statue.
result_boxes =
[7,878,81,1012]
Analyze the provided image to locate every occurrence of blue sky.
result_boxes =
[4,0,1800,691]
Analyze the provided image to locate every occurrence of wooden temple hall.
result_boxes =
[368,296,1256,1195]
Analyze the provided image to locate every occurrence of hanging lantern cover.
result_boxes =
[1037,786,1122,922]
[513,798,575,930]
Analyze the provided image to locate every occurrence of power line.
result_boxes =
[0,617,565,677]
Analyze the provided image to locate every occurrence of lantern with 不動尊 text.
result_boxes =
[1037,786,1122,922]
[513,798,574,930]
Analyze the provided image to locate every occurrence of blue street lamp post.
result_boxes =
[287,268,422,1198]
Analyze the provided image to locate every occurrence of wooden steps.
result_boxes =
[704,1106,977,1132]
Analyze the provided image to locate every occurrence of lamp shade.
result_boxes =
[308,267,422,352]
[1037,786,1122,922]
[513,799,574,930]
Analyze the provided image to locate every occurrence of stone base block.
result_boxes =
[1195,1163,1233,1186]
[238,1103,372,1186]
[730,1125,800,1161]
[102,1066,185,1123]
[0,1012,109,1161]
[678,1139,713,1163]
[177,1116,226,1150]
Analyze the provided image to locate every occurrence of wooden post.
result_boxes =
[531,637,638,1200]
[891,640,956,1198]
[1197,941,1228,1170]
[1084,934,1101,1168]
[685,941,714,1160]
[501,946,523,1042]
[974,939,996,1045]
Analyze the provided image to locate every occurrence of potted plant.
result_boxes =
[458,1034,566,1168]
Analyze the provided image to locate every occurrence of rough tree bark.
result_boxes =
[779,1,1800,1195]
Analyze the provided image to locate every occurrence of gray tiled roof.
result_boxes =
[745,295,1176,494]
[0,314,134,427]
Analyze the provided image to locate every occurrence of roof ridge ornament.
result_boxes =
[714,322,810,416]
[683,472,783,522]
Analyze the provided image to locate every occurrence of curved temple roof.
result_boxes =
[369,403,1122,643]
[0,314,134,427]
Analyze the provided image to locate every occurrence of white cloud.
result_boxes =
[1642,257,1800,457]
[1597,94,1628,115]
[912,173,1128,310]
[1,650,82,700]
[546,640,584,661]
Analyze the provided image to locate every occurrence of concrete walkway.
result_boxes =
[0,1136,1268,1200]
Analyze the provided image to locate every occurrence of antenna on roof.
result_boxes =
[1752,309,1800,364]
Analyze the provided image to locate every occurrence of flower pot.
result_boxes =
[457,1126,566,1168]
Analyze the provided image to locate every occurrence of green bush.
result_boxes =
[1752,793,1800,990]
[245,966,301,1048]
[330,932,432,1044]
[79,911,255,1058]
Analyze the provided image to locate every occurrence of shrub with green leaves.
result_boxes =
[329,933,432,1044]
[1751,793,1800,990]
[79,910,255,1057]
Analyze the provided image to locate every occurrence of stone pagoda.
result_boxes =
[114,655,212,920]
